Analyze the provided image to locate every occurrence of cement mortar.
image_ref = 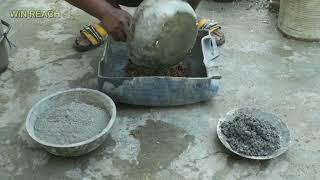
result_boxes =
[34,102,109,145]
[126,60,190,77]
[221,112,281,156]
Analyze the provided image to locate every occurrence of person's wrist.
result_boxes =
[97,4,115,21]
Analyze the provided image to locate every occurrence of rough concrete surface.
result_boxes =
[0,0,320,180]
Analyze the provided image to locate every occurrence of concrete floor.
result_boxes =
[1,0,320,179]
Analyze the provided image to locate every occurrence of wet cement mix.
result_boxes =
[221,112,281,156]
[34,102,110,145]
[126,60,190,77]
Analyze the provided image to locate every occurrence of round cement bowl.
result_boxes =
[26,88,116,157]
[217,108,291,160]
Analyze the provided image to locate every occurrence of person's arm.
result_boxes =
[65,0,132,41]
[65,0,114,20]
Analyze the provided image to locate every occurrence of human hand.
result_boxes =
[101,8,132,41]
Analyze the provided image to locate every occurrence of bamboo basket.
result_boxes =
[278,0,320,41]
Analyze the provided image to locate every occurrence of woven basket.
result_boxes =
[278,0,320,41]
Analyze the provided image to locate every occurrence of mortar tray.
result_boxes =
[97,30,221,106]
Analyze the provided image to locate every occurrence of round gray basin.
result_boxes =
[26,88,116,157]
[217,108,291,160]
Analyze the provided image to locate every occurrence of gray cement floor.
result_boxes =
[1,0,320,179]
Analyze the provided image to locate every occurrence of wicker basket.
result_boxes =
[278,0,320,41]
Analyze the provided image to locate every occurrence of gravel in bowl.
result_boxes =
[26,88,116,157]
[217,108,290,160]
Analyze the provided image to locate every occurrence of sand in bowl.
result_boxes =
[34,102,110,145]
[126,60,190,77]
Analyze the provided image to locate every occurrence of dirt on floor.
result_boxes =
[218,0,269,10]
[246,0,269,10]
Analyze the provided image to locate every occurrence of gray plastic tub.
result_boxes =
[97,30,221,106]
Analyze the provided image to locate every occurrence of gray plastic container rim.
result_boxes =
[97,34,221,80]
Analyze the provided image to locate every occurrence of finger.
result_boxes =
[110,32,120,41]
[121,31,128,42]
[123,24,129,40]
[126,14,133,27]
[118,31,126,42]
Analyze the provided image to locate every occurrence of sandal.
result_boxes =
[73,23,108,52]
[197,18,225,46]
